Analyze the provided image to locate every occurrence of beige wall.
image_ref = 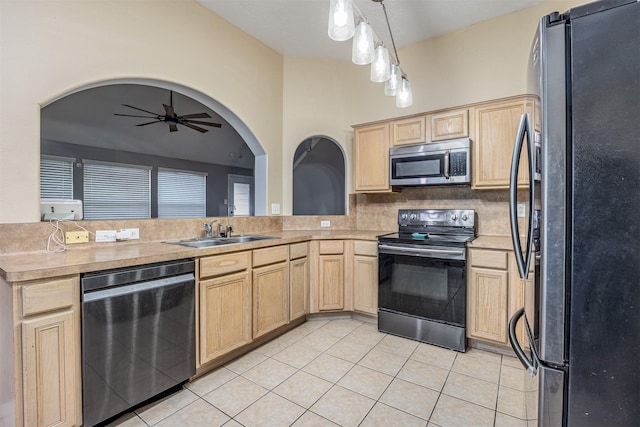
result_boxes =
[0,0,283,224]
[281,0,586,215]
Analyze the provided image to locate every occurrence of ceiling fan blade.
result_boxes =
[183,119,222,128]
[181,122,208,133]
[136,120,162,127]
[169,124,178,132]
[114,113,157,118]
[163,104,175,117]
[122,104,161,116]
[179,112,211,119]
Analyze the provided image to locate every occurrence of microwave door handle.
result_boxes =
[444,150,450,179]
[509,307,538,376]
[509,113,534,279]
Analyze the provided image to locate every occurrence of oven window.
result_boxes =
[392,155,443,178]
[378,252,466,326]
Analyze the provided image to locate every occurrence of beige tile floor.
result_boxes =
[108,318,534,427]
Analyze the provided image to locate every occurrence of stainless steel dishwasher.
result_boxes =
[81,259,196,426]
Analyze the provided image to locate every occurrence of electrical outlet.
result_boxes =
[96,230,117,242]
[517,204,526,218]
[65,231,89,244]
[320,220,330,227]
[271,203,280,215]
[116,228,140,240]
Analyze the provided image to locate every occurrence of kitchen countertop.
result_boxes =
[468,235,514,251]
[0,229,389,283]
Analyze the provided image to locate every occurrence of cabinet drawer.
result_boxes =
[253,245,288,268]
[353,240,377,257]
[200,251,250,278]
[22,276,76,317]
[319,240,344,255]
[470,249,508,270]
[289,242,309,260]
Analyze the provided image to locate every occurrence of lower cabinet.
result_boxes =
[467,247,528,347]
[352,241,378,315]
[289,242,309,321]
[199,271,252,364]
[17,275,81,427]
[252,246,289,339]
[311,240,345,312]
[199,251,252,365]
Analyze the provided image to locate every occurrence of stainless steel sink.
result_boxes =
[165,235,279,248]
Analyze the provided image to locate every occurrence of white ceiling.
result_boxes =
[197,0,544,61]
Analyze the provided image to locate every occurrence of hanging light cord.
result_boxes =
[378,0,400,65]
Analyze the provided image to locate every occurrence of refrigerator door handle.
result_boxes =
[509,113,535,279]
[509,307,538,376]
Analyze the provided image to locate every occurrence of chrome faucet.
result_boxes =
[203,220,218,238]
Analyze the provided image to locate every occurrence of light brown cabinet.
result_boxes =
[199,252,252,365]
[17,276,81,427]
[391,115,427,146]
[310,240,346,312]
[353,122,392,193]
[252,246,289,339]
[352,241,378,315]
[289,242,309,321]
[472,96,536,189]
[431,108,469,141]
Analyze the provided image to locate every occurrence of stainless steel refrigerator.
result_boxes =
[508,0,640,426]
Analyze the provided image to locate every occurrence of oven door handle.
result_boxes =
[378,244,464,257]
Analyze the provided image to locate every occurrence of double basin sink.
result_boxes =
[165,235,279,249]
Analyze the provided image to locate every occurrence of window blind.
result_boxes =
[40,155,74,199]
[158,168,207,218]
[83,160,151,219]
[233,182,251,216]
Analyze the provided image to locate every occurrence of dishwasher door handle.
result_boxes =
[83,273,195,303]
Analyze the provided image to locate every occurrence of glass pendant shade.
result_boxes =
[385,63,402,96]
[352,21,374,65]
[396,78,414,108]
[328,0,354,41]
[370,45,390,82]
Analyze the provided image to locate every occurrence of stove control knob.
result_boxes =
[451,214,458,221]
[461,214,468,221]
[410,213,417,221]
[401,213,408,220]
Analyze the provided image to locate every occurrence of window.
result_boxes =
[158,168,207,218]
[83,160,151,219]
[40,155,74,199]
[228,174,253,216]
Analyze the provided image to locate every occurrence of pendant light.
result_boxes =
[385,63,401,95]
[396,77,414,108]
[352,20,374,64]
[328,0,355,41]
[370,44,390,82]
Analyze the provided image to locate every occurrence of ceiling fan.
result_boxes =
[114,90,222,133]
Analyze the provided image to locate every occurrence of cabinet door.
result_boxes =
[467,267,509,344]
[353,123,392,192]
[431,109,468,141]
[200,272,252,364]
[353,255,378,315]
[473,98,534,189]
[290,257,308,321]
[318,255,344,311]
[22,310,78,427]
[253,262,289,339]
[392,116,427,146]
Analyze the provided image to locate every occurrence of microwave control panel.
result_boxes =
[450,152,467,176]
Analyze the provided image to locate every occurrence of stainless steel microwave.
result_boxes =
[389,138,471,186]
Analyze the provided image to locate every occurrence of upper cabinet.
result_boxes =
[471,96,536,189]
[353,94,537,193]
[353,122,392,193]
[431,108,469,141]
[391,116,427,146]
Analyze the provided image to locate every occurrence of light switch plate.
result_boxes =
[271,203,280,215]
[320,220,330,227]
[96,230,117,242]
[517,204,526,218]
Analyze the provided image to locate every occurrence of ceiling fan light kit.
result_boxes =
[114,91,222,133]
[328,0,413,107]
